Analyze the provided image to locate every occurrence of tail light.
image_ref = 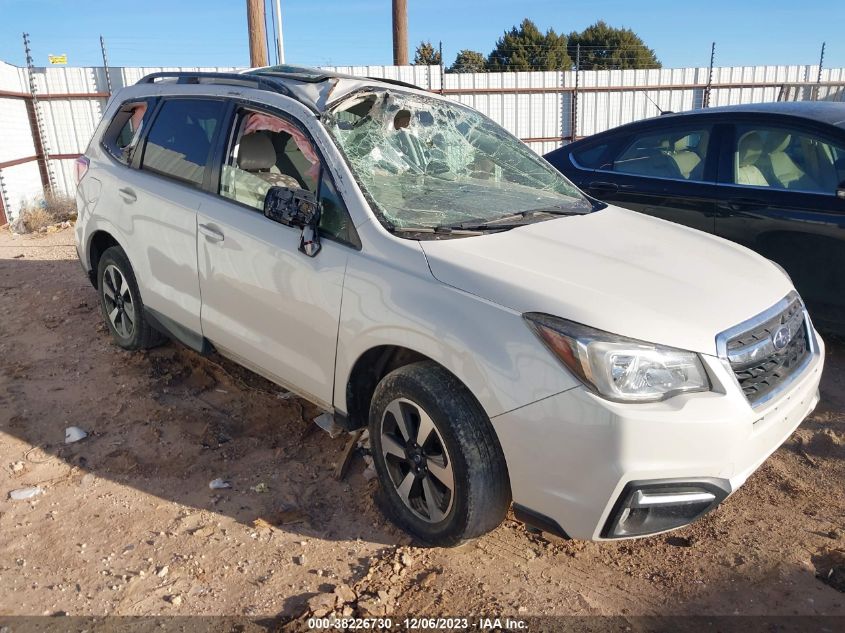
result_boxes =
[75,156,90,184]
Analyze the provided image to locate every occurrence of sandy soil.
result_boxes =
[0,226,843,623]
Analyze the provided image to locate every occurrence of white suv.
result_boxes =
[74,67,825,545]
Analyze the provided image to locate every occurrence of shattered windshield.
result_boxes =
[324,90,593,235]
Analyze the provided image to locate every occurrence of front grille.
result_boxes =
[725,295,811,406]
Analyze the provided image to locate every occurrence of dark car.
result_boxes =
[545,102,845,333]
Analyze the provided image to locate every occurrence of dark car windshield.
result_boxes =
[324,90,593,233]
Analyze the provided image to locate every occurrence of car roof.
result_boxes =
[662,101,845,128]
[136,65,431,114]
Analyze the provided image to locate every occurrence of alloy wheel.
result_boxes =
[380,398,455,523]
[102,264,135,339]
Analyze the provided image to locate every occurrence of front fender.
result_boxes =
[333,248,578,419]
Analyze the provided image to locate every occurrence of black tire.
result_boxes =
[368,361,511,546]
[97,245,165,350]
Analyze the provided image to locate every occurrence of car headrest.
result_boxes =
[764,130,791,154]
[238,133,276,171]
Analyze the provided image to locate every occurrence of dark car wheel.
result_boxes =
[97,246,165,350]
[368,361,511,546]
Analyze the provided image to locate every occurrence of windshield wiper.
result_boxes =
[446,206,588,231]
[390,225,485,236]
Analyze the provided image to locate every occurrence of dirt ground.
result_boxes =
[0,226,843,624]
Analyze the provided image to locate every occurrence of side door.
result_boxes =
[585,121,724,234]
[196,103,359,409]
[122,97,228,335]
[715,118,845,329]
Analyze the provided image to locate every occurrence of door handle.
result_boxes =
[198,223,224,243]
[118,187,137,203]
[718,198,767,212]
[587,181,619,194]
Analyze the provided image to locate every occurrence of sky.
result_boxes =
[0,0,843,70]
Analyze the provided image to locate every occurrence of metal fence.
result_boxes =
[1,60,844,221]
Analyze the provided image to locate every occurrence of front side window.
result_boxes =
[220,109,356,244]
[141,99,226,186]
[732,125,845,193]
[324,90,592,234]
[612,127,711,181]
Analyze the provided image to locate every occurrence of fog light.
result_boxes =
[603,479,730,538]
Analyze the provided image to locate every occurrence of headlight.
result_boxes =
[524,313,710,402]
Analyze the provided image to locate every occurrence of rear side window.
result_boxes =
[731,124,845,193]
[612,126,711,182]
[141,99,227,186]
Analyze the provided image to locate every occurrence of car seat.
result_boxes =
[670,137,703,180]
[229,132,299,208]
[735,132,769,186]
[761,131,818,191]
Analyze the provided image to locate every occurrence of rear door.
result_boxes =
[123,97,228,335]
[715,117,845,329]
[584,120,724,234]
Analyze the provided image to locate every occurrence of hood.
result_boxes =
[419,206,793,355]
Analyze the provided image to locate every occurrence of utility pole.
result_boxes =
[100,35,112,95]
[392,0,408,66]
[274,0,285,64]
[246,0,268,68]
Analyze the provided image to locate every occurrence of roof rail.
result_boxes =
[136,71,319,114]
[365,76,422,91]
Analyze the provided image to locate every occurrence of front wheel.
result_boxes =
[368,361,511,546]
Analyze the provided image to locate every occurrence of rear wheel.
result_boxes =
[369,361,511,546]
[97,246,164,350]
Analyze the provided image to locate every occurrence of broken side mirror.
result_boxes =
[263,186,323,257]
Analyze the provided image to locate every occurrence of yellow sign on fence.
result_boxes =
[48,54,67,65]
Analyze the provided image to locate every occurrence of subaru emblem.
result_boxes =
[772,325,791,351]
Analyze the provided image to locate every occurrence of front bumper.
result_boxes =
[491,333,824,540]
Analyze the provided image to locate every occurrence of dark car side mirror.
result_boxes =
[264,186,323,257]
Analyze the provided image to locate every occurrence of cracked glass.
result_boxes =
[324,90,593,236]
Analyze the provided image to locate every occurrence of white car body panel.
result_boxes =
[331,221,579,420]
[196,191,348,409]
[421,205,794,355]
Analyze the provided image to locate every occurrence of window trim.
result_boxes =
[210,100,361,250]
[135,96,230,190]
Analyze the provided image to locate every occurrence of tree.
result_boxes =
[487,19,572,72]
[413,41,442,66]
[448,49,488,73]
[568,21,661,70]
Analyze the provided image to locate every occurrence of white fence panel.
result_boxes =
[2,61,845,220]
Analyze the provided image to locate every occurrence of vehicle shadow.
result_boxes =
[0,257,403,547]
